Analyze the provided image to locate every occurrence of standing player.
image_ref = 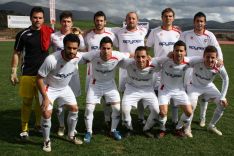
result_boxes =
[83,37,130,143]
[146,7,181,125]
[120,46,160,138]
[84,11,116,127]
[180,12,223,128]
[157,40,202,138]
[50,11,85,137]
[114,11,148,125]
[178,46,229,137]
[37,34,83,152]
[10,7,53,139]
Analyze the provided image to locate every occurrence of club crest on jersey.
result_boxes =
[169,65,173,68]
[60,65,64,68]
[200,67,203,70]
[204,39,208,43]
[190,36,193,40]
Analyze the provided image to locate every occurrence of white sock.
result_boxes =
[41,117,51,141]
[57,106,65,127]
[111,104,120,132]
[176,114,191,130]
[199,100,208,120]
[158,116,167,131]
[84,104,95,133]
[122,105,133,130]
[143,105,158,131]
[209,104,224,126]
[67,111,78,137]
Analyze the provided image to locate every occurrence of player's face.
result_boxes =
[31,12,44,30]
[126,13,138,30]
[135,50,148,69]
[194,16,206,32]
[60,17,73,32]
[173,45,186,64]
[100,43,113,61]
[94,16,106,31]
[162,11,174,26]
[64,41,79,60]
[204,52,217,68]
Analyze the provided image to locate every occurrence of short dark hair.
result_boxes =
[161,8,175,17]
[63,33,80,47]
[204,45,218,56]
[174,40,186,50]
[135,46,148,55]
[30,6,44,18]
[100,36,113,48]
[194,12,206,22]
[94,11,106,21]
[59,11,73,21]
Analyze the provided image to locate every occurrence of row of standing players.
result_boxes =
[10,7,228,153]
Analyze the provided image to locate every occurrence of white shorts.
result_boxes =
[39,85,77,111]
[187,83,221,104]
[122,84,159,109]
[86,79,120,104]
[158,85,190,106]
[119,68,127,92]
[69,68,81,97]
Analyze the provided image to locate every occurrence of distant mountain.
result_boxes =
[1,1,234,31]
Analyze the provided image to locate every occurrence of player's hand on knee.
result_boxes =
[220,99,228,107]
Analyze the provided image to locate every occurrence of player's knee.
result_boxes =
[84,104,95,118]
[159,109,167,117]
[68,111,78,120]
[43,110,52,119]
[69,104,78,112]
[216,105,225,115]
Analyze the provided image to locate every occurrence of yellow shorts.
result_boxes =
[19,76,38,98]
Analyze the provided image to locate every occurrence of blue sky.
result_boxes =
[1,0,234,22]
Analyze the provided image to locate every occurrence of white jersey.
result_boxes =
[84,28,116,51]
[114,26,147,52]
[82,50,129,82]
[38,51,83,88]
[159,57,202,90]
[180,29,223,59]
[146,26,181,57]
[120,58,160,88]
[51,31,85,52]
[191,62,229,99]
